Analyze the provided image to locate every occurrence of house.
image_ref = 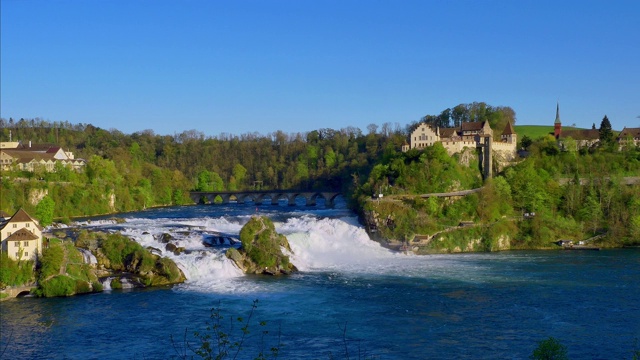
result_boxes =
[0,141,85,172]
[617,127,640,148]
[559,129,600,150]
[553,103,600,150]
[0,209,44,261]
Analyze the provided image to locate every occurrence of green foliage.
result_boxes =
[35,239,98,297]
[530,337,568,360]
[237,216,293,272]
[0,253,35,287]
[196,170,225,192]
[599,115,614,145]
[37,275,77,297]
[39,240,65,279]
[35,195,55,227]
[172,299,280,360]
[100,233,145,271]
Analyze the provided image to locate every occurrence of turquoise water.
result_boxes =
[1,203,639,359]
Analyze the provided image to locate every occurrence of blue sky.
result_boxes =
[2,0,639,136]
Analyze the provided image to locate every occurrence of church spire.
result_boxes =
[554,102,562,139]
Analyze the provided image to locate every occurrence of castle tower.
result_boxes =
[554,102,562,139]
[501,121,516,144]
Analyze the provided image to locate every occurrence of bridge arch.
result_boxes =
[189,190,342,208]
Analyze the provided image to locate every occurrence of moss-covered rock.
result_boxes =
[35,232,186,297]
[35,239,101,297]
[226,216,297,275]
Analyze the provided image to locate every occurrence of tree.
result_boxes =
[599,115,613,145]
[530,337,568,360]
[35,196,55,227]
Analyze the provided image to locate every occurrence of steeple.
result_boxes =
[554,102,562,139]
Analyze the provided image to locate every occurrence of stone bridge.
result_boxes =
[190,190,342,208]
[0,285,36,300]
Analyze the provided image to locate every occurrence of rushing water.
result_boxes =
[1,200,639,359]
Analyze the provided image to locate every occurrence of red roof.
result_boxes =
[502,121,515,135]
[618,127,640,139]
[460,121,486,132]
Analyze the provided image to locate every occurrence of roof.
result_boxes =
[1,150,57,161]
[3,209,43,231]
[555,103,561,124]
[0,210,10,218]
[5,228,39,242]
[502,121,515,135]
[45,147,63,154]
[15,142,59,152]
[561,129,600,141]
[618,127,640,139]
[439,128,459,138]
[460,121,486,132]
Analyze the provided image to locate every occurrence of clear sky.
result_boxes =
[2,0,639,136]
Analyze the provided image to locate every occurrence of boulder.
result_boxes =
[226,216,297,275]
[158,233,174,243]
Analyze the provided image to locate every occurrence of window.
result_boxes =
[24,241,30,247]
[24,252,28,257]
[13,224,17,228]
[15,252,19,258]
[14,242,19,247]
[26,223,30,228]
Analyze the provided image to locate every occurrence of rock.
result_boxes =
[226,216,297,275]
[158,233,174,243]
[146,246,163,256]
[164,243,184,255]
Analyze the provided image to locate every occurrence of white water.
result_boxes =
[78,248,97,265]
[75,208,503,294]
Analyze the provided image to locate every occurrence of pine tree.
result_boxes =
[599,115,613,145]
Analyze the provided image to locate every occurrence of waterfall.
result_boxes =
[101,277,113,291]
[78,248,97,265]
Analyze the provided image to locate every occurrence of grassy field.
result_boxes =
[514,125,587,140]
[514,125,553,139]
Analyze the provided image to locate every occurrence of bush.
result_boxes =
[0,253,35,287]
[38,275,76,297]
[530,337,568,360]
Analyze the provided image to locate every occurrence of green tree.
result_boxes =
[35,195,55,227]
[232,164,247,190]
[599,115,613,145]
[530,337,568,360]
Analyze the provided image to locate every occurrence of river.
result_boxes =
[1,200,639,359]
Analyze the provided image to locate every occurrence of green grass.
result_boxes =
[515,125,622,141]
[514,125,554,140]
[514,125,590,140]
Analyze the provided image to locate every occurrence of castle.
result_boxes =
[402,120,517,161]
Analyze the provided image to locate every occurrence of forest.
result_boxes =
[1,102,639,248]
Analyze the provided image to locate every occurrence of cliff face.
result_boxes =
[226,216,297,275]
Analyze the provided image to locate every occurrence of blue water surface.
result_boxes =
[1,204,639,359]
